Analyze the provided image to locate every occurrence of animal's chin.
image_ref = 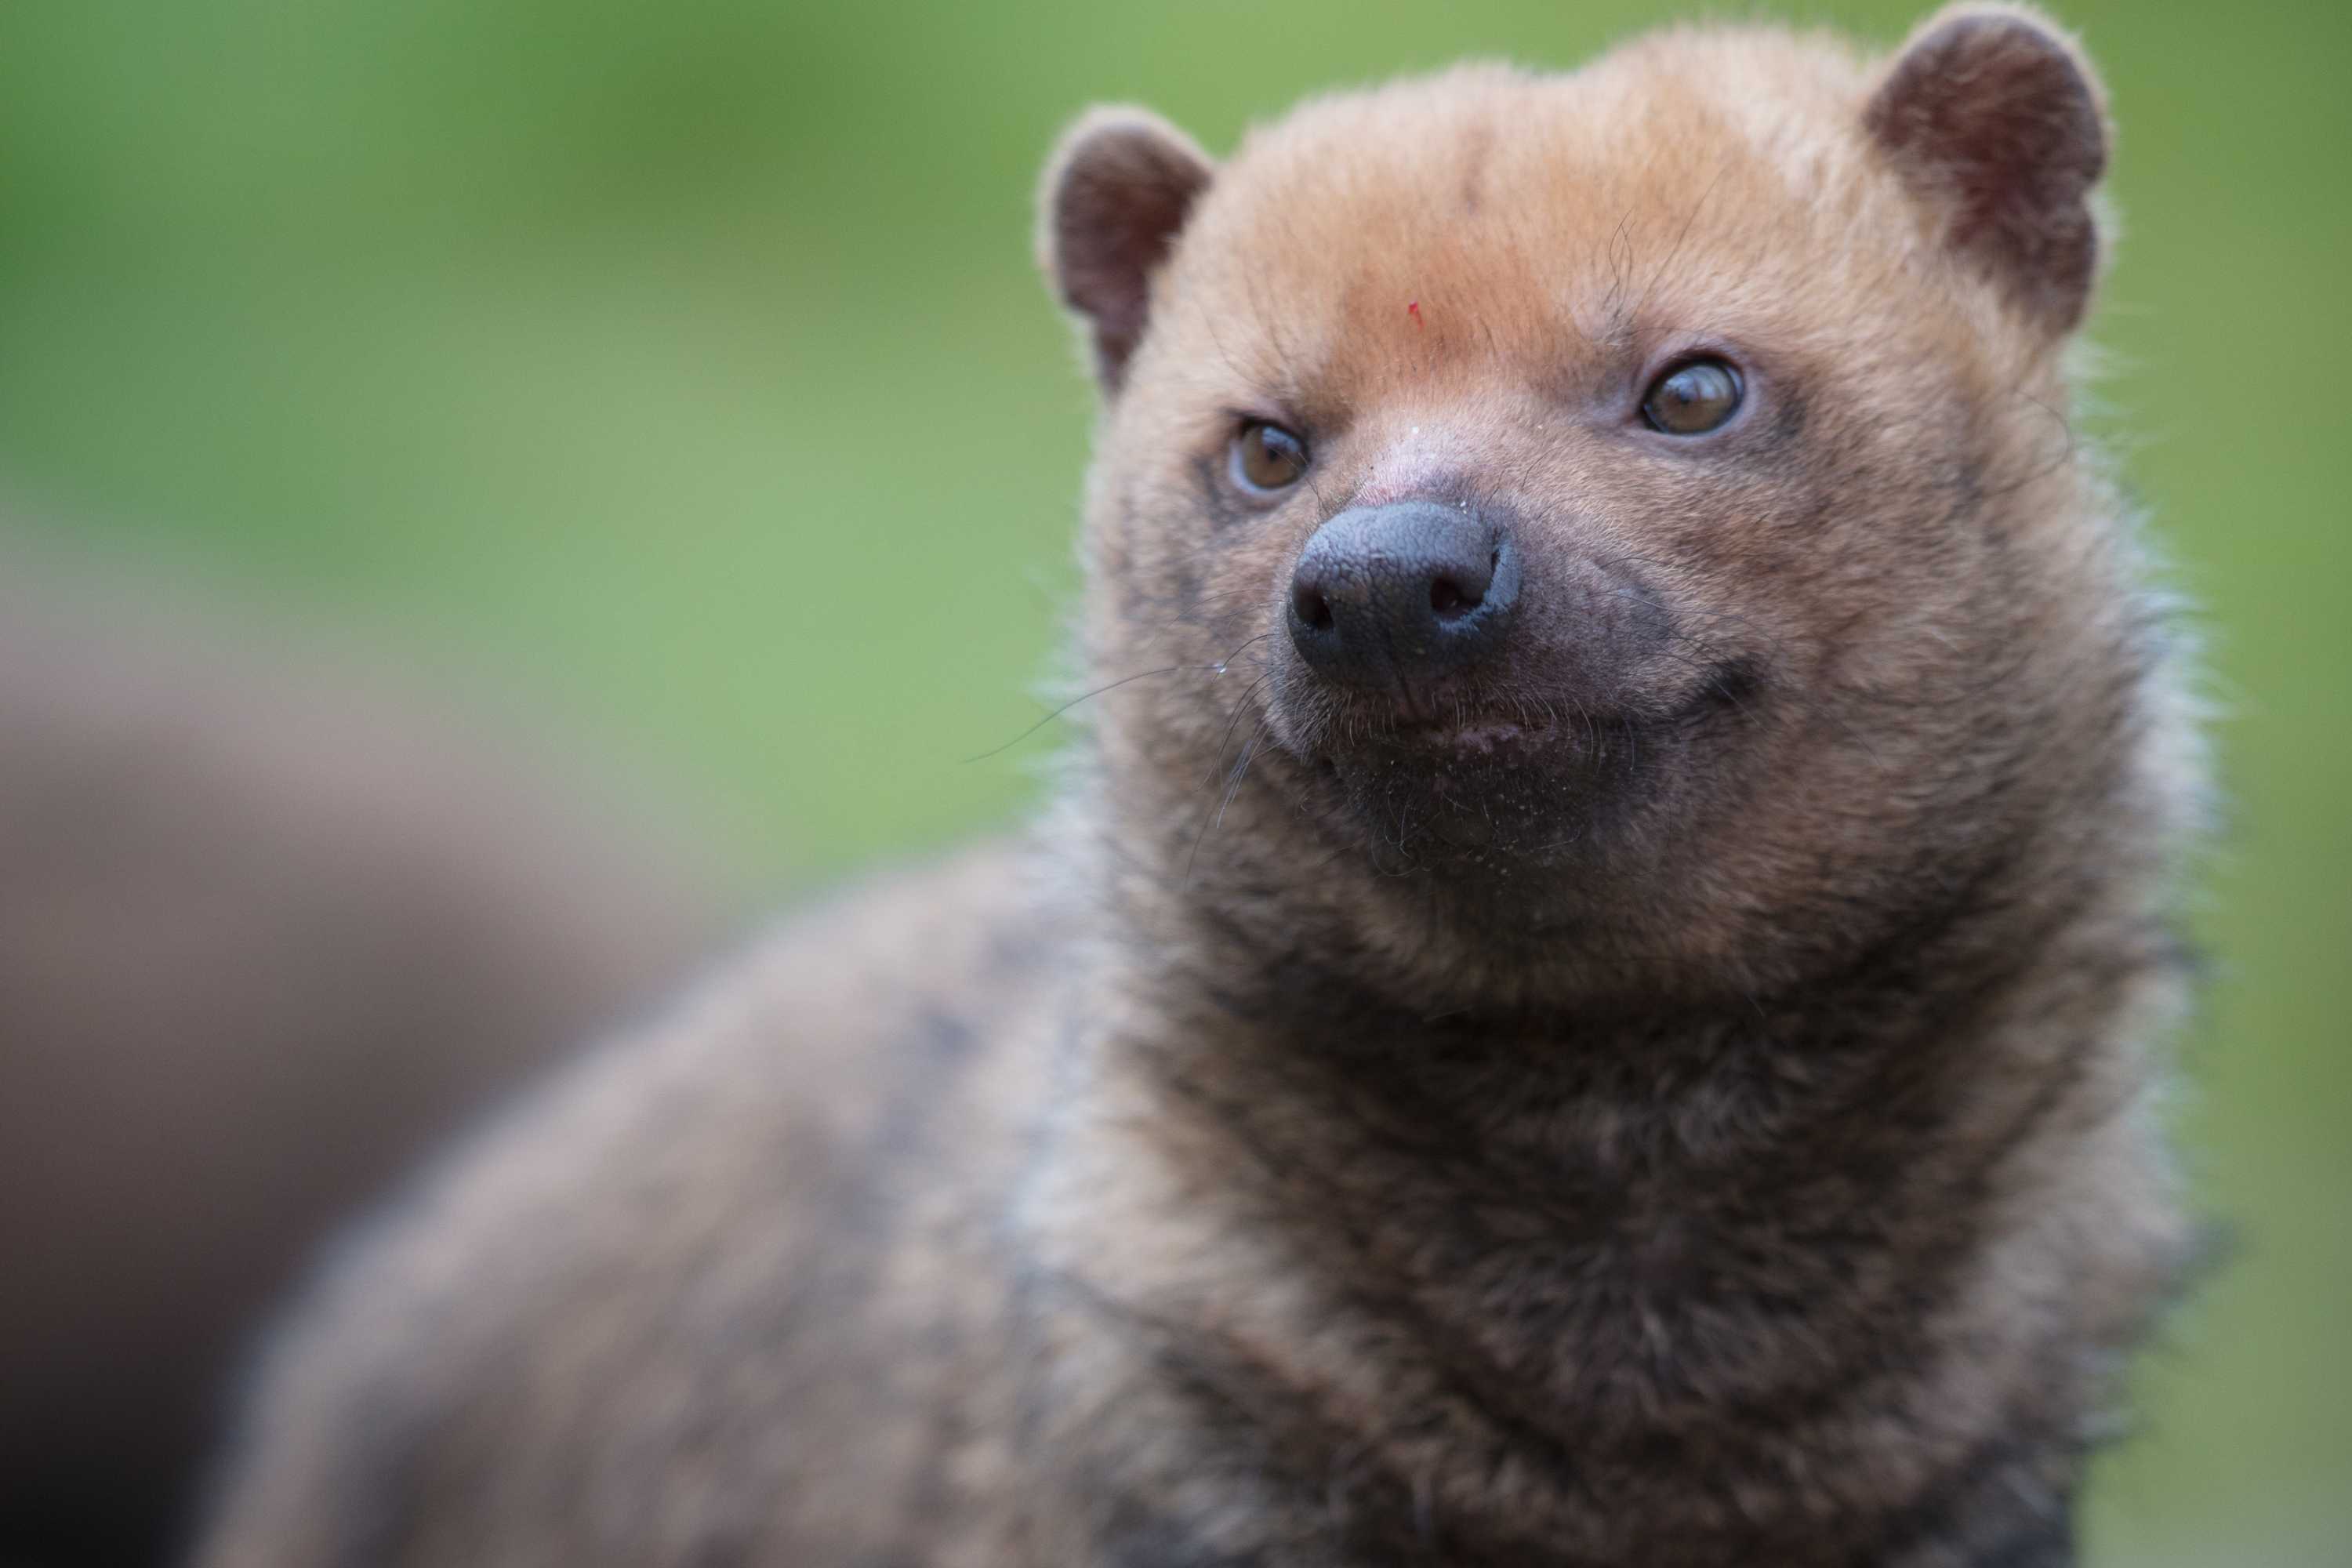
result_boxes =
[1296,714,1663,876]
[1388,713,1565,756]
[1258,666,1754,879]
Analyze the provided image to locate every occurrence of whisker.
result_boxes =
[962,666,1205,763]
[1213,724,1270,833]
[965,630,1282,764]
[1202,673,1276,787]
[1187,713,1274,887]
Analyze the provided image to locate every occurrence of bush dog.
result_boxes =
[197,8,2204,1565]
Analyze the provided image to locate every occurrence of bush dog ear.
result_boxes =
[1039,107,1214,394]
[1865,5,2111,333]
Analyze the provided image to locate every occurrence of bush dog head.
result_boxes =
[1042,7,2145,1021]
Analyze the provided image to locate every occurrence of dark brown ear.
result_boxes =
[1865,5,2110,333]
[1039,107,1214,394]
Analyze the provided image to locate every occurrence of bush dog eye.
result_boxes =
[1230,419,1309,495]
[1641,358,1744,434]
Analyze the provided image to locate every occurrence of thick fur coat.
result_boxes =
[194,9,2206,1565]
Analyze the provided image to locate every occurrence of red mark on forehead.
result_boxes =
[1406,299,1424,329]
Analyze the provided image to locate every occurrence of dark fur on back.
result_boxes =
[194,9,2206,1566]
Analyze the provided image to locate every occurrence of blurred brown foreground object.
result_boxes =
[0,533,742,1567]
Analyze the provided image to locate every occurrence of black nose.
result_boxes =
[1287,500,1520,686]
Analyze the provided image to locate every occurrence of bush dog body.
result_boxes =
[198,9,2205,1566]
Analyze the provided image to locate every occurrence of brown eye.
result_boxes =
[1230,420,1308,495]
[1641,358,1744,435]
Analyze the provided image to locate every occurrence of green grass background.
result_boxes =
[0,2,2343,1562]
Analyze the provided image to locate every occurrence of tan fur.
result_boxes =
[194,9,2204,1565]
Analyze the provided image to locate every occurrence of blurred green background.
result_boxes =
[0,2,2342,1563]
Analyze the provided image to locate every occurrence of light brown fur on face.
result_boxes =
[195,9,2205,1566]
[1070,13,2160,1014]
